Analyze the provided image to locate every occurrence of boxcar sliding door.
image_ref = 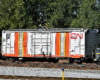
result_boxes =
[30,32,51,57]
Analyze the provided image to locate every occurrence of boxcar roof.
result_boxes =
[3,28,99,33]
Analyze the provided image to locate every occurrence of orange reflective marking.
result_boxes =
[80,55,84,57]
[23,32,27,47]
[6,54,14,57]
[24,54,33,57]
[3,53,5,56]
[23,55,56,57]
[65,33,69,57]
[3,53,15,57]
[34,55,55,57]
[70,54,83,58]
[56,33,60,57]
[23,47,27,57]
[23,32,27,57]
[3,53,80,58]
[15,32,19,57]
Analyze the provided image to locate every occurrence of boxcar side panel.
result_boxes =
[2,29,86,59]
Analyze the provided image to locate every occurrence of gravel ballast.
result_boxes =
[0,66,100,79]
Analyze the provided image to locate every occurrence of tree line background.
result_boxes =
[0,0,100,52]
[1,0,100,30]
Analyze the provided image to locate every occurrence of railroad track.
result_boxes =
[0,59,100,70]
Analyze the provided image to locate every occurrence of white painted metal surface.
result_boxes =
[51,33,56,56]
[27,33,32,56]
[10,33,15,54]
[2,28,99,59]
[69,32,85,57]
[2,32,6,54]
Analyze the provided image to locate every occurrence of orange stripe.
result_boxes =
[56,33,60,57]
[23,47,27,57]
[70,54,83,58]
[2,53,60,57]
[80,55,84,57]
[65,33,69,57]
[23,32,27,47]
[23,55,56,57]
[34,55,55,57]
[3,52,55,57]
[15,32,19,57]
[23,32,27,57]
[5,54,14,57]
[3,53,81,58]
[3,53,5,56]
[59,33,61,56]
[24,54,33,57]
[3,53,16,57]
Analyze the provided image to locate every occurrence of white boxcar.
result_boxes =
[1,28,99,60]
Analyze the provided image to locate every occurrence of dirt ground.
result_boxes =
[0,75,99,80]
